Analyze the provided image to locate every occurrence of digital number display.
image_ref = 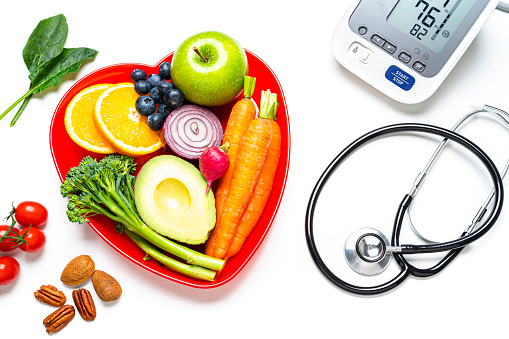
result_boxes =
[387,0,476,52]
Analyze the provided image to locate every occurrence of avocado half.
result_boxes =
[134,155,216,245]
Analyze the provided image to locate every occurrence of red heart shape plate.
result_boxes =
[49,50,290,288]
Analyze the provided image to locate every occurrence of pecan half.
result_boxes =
[34,285,67,306]
[72,288,96,321]
[43,304,75,334]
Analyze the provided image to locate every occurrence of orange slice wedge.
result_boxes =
[64,84,116,154]
[94,83,164,157]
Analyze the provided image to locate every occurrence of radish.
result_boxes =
[199,143,230,194]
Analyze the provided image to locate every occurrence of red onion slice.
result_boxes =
[163,105,224,159]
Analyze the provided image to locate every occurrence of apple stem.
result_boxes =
[193,47,209,63]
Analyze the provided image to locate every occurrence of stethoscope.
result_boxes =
[305,103,509,295]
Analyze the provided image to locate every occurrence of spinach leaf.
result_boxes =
[15,14,69,127]
[23,14,68,73]
[2,47,98,126]
[28,47,98,91]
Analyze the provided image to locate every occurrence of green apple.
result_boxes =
[171,31,249,106]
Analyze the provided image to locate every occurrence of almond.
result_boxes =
[92,270,122,302]
[60,255,95,286]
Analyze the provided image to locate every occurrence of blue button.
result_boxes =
[385,65,415,91]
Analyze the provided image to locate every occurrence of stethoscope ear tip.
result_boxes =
[470,100,486,111]
[344,228,392,276]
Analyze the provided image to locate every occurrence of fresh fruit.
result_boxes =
[147,73,162,88]
[0,256,20,285]
[149,87,163,104]
[0,225,21,252]
[157,80,174,95]
[64,84,116,154]
[92,270,122,302]
[94,82,164,157]
[171,31,248,106]
[164,88,185,109]
[60,255,95,286]
[199,143,230,194]
[19,227,46,253]
[156,103,173,119]
[135,96,156,116]
[147,113,165,131]
[14,201,49,228]
[134,80,151,95]
[134,155,216,245]
[159,62,171,80]
[130,69,147,82]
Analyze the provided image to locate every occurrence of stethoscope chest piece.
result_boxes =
[344,228,392,275]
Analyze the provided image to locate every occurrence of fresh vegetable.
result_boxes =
[163,105,224,160]
[13,201,48,228]
[60,154,225,280]
[0,14,98,126]
[0,225,21,252]
[19,227,46,253]
[205,76,257,256]
[226,90,281,258]
[211,111,273,260]
[199,143,230,194]
[0,256,20,285]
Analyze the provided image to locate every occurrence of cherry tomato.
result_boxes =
[15,201,48,228]
[0,256,20,285]
[19,227,46,253]
[0,225,21,252]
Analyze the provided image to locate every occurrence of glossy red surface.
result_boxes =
[49,50,290,288]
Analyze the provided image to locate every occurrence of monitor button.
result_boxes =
[413,61,426,73]
[371,34,385,47]
[383,42,396,54]
[398,51,411,63]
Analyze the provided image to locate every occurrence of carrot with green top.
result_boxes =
[205,76,257,256]
[226,90,281,258]
[211,110,273,260]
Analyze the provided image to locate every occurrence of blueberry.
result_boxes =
[147,73,162,88]
[131,69,147,82]
[159,62,171,80]
[135,96,156,116]
[157,80,174,95]
[147,113,165,131]
[134,80,151,95]
[164,88,185,109]
[157,103,173,120]
[149,87,163,104]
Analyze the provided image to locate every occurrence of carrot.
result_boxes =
[212,117,273,259]
[205,76,257,256]
[226,91,281,258]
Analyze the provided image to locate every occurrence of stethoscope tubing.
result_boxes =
[305,123,504,295]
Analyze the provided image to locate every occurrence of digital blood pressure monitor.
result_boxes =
[332,0,499,103]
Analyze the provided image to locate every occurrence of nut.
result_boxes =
[92,270,122,302]
[34,285,67,306]
[72,288,96,321]
[60,255,95,286]
[43,304,75,334]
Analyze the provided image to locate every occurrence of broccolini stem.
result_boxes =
[125,229,217,281]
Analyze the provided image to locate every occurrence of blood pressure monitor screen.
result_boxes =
[387,0,477,52]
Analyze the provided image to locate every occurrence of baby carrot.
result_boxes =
[226,90,281,258]
[212,117,273,259]
[205,76,257,256]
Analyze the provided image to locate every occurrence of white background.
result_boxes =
[1,0,509,338]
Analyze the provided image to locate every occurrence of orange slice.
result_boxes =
[94,83,164,157]
[64,84,116,154]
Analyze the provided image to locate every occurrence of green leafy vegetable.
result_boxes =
[0,14,98,127]
[60,154,225,281]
